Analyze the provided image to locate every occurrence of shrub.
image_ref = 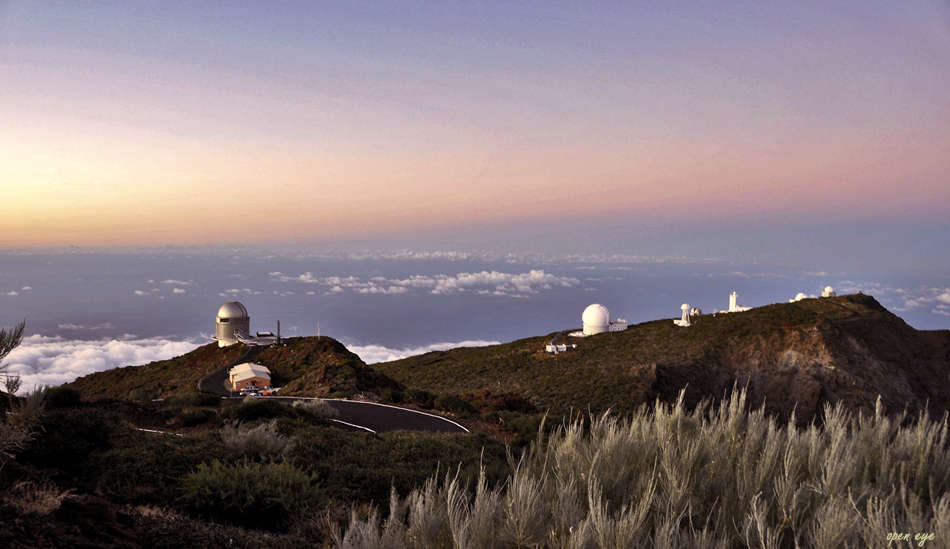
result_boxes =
[221,420,295,461]
[0,390,44,467]
[20,407,126,475]
[131,388,155,403]
[161,406,216,427]
[220,398,297,423]
[44,386,82,409]
[291,399,339,419]
[165,392,221,407]
[406,388,435,409]
[7,480,71,516]
[289,424,509,506]
[181,460,323,530]
[434,393,479,418]
[81,430,224,506]
[379,388,406,404]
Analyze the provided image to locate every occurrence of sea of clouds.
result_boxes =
[2,335,201,394]
[1,335,498,395]
[274,269,581,297]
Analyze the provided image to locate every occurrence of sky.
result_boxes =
[2,0,949,268]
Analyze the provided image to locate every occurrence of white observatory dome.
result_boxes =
[582,304,610,335]
[681,303,690,311]
[795,293,807,301]
[822,286,837,298]
[218,301,248,319]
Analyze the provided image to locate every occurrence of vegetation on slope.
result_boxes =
[66,343,246,400]
[374,294,950,423]
[0,390,508,547]
[67,336,404,400]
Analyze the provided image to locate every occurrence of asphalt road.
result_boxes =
[223,396,468,434]
[323,399,468,434]
[199,348,466,434]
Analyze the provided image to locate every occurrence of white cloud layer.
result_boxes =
[2,335,201,395]
[281,270,580,297]
[347,340,500,364]
[0,335,500,394]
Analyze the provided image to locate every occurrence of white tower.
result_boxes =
[214,301,250,347]
[728,292,751,313]
[674,303,691,327]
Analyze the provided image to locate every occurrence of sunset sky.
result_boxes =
[2,1,948,267]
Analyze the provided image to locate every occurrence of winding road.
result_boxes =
[197,353,466,434]
[268,397,468,434]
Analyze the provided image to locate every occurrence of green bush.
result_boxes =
[161,406,216,427]
[433,393,479,418]
[44,386,82,409]
[406,388,435,409]
[289,423,509,506]
[181,460,323,530]
[379,388,406,404]
[82,430,224,506]
[131,388,155,403]
[220,398,298,423]
[165,392,221,407]
[20,407,125,475]
[221,420,295,461]
[290,399,338,420]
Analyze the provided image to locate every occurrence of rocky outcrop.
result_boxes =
[654,294,950,425]
[378,293,950,425]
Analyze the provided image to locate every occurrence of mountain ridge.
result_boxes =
[66,293,950,424]
[374,293,950,423]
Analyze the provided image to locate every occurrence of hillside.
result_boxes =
[374,294,950,423]
[67,336,403,400]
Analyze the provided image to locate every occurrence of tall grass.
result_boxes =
[335,389,950,548]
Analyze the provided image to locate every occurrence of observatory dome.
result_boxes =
[795,293,807,301]
[215,301,250,347]
[582,304,610,335]
[822,286,837,298]
[218,301,249,319]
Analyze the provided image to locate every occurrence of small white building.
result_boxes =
[213,301,250,347]
[545,343,577,354]
[581,304,627,335]
[822,286,837,298]
[228,362,271,391]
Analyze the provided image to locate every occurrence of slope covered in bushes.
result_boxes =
[375,294,950,423]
